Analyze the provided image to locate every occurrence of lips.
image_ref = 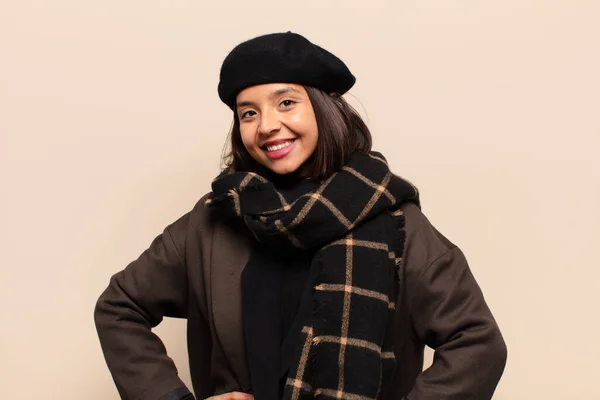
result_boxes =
[261,138,295,149]
[262,139,297,160]
[264,140,294,151]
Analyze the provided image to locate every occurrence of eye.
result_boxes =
[280,99,295,108]
[240,110,256,119]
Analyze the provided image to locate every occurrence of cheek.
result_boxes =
[239,127,256,150]
[311,122,319,142]
[307,118,319,146]
[294,109,319,142]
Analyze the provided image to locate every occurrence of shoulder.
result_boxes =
[168,192,252,249]
[164,193,216,252]
[399,202,458,276]
[164,193,211,231]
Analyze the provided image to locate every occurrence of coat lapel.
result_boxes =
[210,220,252,391]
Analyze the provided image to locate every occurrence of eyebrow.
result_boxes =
[236,86,301,108]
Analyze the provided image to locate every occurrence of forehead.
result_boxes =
[236,83,306,102]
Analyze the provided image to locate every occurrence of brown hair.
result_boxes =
[221,86,372,180]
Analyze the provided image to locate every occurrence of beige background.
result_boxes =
[1,0,599,399]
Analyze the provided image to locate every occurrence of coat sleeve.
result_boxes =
[94,210,195,400]
[402,204,507,400]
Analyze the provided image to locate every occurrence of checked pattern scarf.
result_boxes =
[207,152,420,400]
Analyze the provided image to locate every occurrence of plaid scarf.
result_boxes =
[207,152,419,400]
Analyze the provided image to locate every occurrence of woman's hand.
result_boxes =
[205,392,254,400]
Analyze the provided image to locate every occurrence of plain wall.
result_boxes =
[1,1,599,398]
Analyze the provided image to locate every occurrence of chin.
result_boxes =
[264,159,303,175]
[270,165,300,176]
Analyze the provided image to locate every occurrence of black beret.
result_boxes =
[218,32,356,110]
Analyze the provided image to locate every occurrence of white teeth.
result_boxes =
[266,140,293,152]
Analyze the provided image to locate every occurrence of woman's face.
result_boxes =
[235,83,318,176]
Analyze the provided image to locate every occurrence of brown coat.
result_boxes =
[95,195,507,400]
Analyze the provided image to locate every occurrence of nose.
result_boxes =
[258,108,281,136]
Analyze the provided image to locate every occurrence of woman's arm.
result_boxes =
[407,247,507,399]
[94,212,194,400]
[402,204,507,399]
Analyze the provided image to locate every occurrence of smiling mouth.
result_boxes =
[261,139,297,160]
[262,139,296,152]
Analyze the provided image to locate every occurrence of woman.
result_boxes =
[95,32,507,400]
